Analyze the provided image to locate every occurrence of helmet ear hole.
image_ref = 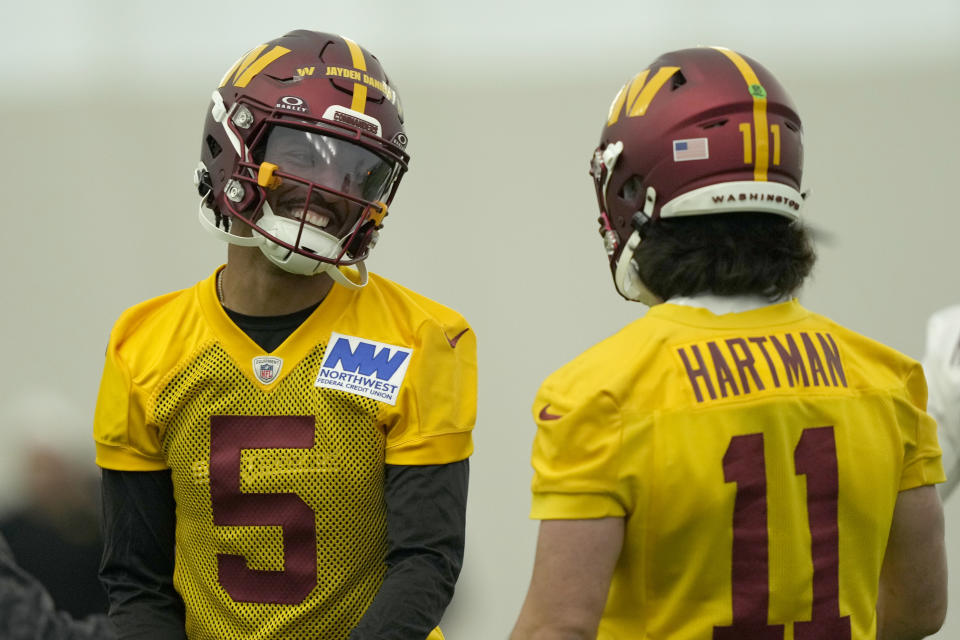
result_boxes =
[618,175,645,206]
[205,135,223,159]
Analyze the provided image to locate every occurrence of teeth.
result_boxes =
[288,209,330,229]
[306,211,330,228]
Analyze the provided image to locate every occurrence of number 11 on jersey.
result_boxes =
[714,426,852,639]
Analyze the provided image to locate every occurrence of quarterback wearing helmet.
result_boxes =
[94,31,475,640]
[513,47,946,639]
[194,29,409,286]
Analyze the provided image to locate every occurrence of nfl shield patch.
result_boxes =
[252,356,283,384]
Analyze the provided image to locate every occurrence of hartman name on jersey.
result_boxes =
[677,330,847,403]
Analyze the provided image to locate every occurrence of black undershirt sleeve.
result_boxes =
[350,460,469,640]
[99,469,186,640]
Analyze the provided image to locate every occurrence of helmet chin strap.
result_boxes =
[198,202,261,246]
[197,200,369,289]
[613,230,660,306]
[611,189,660,305]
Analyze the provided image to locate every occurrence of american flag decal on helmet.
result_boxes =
[673,138,710,162]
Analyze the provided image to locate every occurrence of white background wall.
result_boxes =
[1,0,958,637]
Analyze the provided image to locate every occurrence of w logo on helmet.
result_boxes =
[219,44,291,89]
[314,332,413,405]
[607,66,680,126]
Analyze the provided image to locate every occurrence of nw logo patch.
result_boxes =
[315,332,413,405]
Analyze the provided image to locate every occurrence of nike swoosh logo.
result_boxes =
[444,328,470,348]
[539,404,562,420]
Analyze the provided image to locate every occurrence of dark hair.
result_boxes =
[633,212,816,301]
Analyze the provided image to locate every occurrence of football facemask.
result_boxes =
[227,124,399,278]
[195,30,409,287]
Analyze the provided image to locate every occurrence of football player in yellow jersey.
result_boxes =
[93,30,476,640]
[511,47,946,640]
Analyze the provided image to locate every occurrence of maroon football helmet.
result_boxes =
[195,30,409,285]
[590,46,804,301]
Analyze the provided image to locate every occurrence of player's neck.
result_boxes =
[220,247,335,316]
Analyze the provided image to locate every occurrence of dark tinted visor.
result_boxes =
[258,125,395,202]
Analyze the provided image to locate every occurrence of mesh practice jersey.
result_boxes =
[94,268,476,640]
[530,300,943,640]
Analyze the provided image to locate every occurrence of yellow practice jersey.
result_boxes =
[530,300,943,640]
[94,268,476,640]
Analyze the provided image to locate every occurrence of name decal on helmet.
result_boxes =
[322,105,382,136]
[324,66,398,104]
[220,44,291,89]
[607,66,680,126]
[711,192,801,211]
[335,111,378,135]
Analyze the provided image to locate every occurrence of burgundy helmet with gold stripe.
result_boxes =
[589,47,804,301]
[195,30,409,284]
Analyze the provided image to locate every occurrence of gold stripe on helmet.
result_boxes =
[342,37,369,114]
[342,36,368,71]
[712,47,769,181]
[351,84,369,113]
[233,45,291,88]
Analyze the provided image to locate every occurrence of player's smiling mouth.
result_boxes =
[277,201,343,232]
